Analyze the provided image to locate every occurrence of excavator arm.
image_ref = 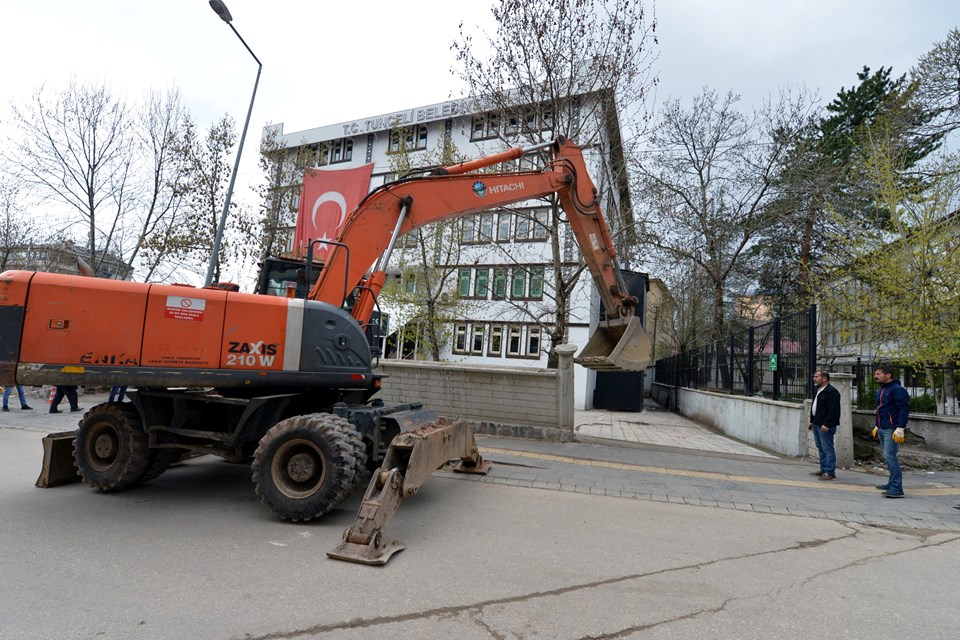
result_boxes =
[308,136,651,371]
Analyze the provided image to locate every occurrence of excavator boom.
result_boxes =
[309,136,651,371]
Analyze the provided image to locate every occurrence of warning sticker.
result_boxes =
[164,296,206,321]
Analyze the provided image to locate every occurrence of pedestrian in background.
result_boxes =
[2,385,33,411]
[873,365,909,498]
[109,385,127,402]
[49,385,80,413]
[808,370,841,480]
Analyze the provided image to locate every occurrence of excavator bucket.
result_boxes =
[575,316,652,372]
[35,430,80,488]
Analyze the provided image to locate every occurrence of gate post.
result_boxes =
[830,372,856,469]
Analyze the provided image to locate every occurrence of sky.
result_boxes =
[0,0,956,243]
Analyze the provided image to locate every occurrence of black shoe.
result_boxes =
[875,484,890,490]
[49,409,61,414]
[809,470,825,476]
[819,474,836,481]
[21,405,32,410]
[1,407,7,412]
[883,492,905,499]
[70,406,82,412]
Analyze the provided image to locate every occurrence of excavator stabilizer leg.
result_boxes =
[575,316,652,371]
[327,418,489,565]
[35,430,80,488]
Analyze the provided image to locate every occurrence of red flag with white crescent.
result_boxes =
[293,163,374,258]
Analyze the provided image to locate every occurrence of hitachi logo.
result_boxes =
[488,182,524,194]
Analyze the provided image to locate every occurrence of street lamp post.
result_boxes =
[204,0,262,287]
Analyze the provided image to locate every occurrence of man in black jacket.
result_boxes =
[808,370,841,480]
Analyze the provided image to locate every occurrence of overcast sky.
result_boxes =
[1,0,955,204]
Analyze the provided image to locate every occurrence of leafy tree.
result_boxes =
[452,0,658,367]
[755,67,942,311]
[254,128,316,264]
[377,133,469,361]
[814,133,960,411]
[168,114,251,283]
[635,89,808,341]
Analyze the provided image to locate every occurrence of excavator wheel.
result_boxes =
[74,403,151,492]
[251,414,365,522]
[139,447,188,483]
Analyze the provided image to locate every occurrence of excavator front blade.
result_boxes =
[35,431,79,488]
[575,316,652,372]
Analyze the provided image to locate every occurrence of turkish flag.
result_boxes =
[293,163,374,258]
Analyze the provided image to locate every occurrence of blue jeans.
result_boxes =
[812,425,837,475]
[877,427,903,494]
[3,385,28,409]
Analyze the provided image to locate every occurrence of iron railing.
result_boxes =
[655,306,817,403]
[825,359,959,416]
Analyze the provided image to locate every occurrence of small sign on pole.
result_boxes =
[769,354,778,371]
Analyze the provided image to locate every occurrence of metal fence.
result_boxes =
[825,359,959,416]
[655,306,817,404]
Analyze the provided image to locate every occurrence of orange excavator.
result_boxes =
[0,136,650,564]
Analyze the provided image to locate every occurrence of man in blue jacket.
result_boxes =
[873,366,909,498]
[808,370,842,480]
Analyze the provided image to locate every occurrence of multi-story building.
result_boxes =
[263,92,645,409]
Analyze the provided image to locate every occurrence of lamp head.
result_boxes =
[209,0,233,23]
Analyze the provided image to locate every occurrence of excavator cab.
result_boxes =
[254,256,321,298]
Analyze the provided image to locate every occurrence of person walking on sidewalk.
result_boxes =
[2,385,33,411]
[808,370,841,480]
[873,366,909,498]
[49,385,81,413]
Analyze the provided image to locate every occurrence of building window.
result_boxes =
[493,268,507,299]
[470,112,499,141]
[470,324,485,354]
[462,217,476,243]
[511,268,526,298]
[488,325,503,356]
[331,138,353,163]
[474,268,489,298]
[515,213,530,240]
[529,266,544,299]
[497,213,511,241]
[457,268,471,297]
[533,209,549,239]
[527,327,541,356]
[388,125,428,153]
[453,324,468,354]
[403,272,416,294]
[507,325,523,356]
[478,213,494,242]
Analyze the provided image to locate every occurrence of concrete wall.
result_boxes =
[374,345,578,437]
[852,410,960,456]
[657,384,808,456]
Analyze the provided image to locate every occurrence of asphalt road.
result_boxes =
[2,422,959,640]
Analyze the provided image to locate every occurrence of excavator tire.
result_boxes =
[251,414,364,522]
[74,404,151,492]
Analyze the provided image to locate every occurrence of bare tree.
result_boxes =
[913,28,960,138]
[452,0,658,367]
[4,82,134,272]
[635,89,807,341]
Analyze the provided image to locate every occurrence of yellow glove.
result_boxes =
[893,427,905,444]
[871,427,878,439]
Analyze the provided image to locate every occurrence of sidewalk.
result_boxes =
[574,399,778,458]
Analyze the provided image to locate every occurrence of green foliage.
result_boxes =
[910,393,937,414]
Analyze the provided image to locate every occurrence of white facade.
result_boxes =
[263,94,633,409]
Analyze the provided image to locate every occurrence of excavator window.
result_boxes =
[255,257,321,298]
